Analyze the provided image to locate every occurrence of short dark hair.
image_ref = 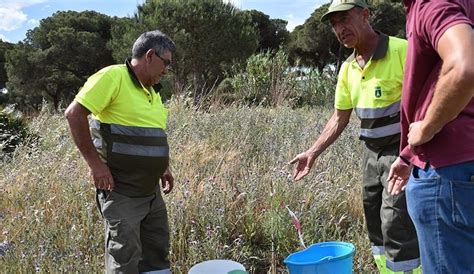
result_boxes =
[132,30,176,58]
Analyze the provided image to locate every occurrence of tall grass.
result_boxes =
[0,102,376,273]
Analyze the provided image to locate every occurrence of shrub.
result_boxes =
[0,105,28,161]
[216,49,336,108]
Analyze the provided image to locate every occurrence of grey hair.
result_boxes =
[131,30,176,58]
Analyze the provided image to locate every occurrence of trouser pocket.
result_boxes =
[450,179,474,228]
[106,218,141,266]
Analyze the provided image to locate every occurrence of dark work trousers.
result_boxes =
[362,145,420,272]
[96,189,171,274]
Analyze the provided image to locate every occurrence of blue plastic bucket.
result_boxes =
[284,241,355,274]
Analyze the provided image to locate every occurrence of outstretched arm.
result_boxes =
[289,109,352,181]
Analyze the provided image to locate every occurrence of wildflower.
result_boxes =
[285,205,305,248]
[0,240,12,257]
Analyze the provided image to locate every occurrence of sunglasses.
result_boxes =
[154,51,173,70]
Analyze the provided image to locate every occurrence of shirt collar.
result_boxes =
[346,31,389,63]
[125,58,142,88]
[125,58,162,93]
[372,32,389,60]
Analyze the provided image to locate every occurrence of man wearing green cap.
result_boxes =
[289,0,421,273]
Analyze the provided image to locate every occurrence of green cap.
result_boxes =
[321,0,369,22]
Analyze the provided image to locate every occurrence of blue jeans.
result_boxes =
[406,161,474,274]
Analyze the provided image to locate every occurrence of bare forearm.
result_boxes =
[425,23,474,134]
[307,110,351,157]
[424,64,474,133]
[65,103,102,167]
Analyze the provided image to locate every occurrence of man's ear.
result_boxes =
[362,7,370,21]
[145,49,154,63]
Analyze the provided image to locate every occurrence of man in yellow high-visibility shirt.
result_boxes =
[289,0,421,272]
[65,30,175,274]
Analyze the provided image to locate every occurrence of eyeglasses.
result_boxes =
[154,51,173,70]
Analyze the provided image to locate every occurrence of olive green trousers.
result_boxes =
[362,145,420,272]
[97,189,171,274]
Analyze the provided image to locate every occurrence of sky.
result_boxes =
[0,0,328,43]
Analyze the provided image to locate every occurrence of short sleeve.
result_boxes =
[418,1,473,50]
[75,69,119,116]
[334,62,353,110]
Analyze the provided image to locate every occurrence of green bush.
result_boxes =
[216,49,336,107]
[293,69,336,107]
[0,105,28,160]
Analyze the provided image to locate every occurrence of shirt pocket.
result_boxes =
[370,79,402,104]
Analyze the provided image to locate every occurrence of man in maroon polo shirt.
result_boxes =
[388,0,474,272]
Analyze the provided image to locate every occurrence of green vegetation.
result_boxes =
[101,0,258,102]
[0,102,376,273]
[0,1,406,272]
[0,0,406,111]
[242,10,290,53]
[0,40,12,91]
[0,106,29,161]
[215,49,335,107]
[5,11,115,111]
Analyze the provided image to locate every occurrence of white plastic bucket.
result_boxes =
[188,259,246,274]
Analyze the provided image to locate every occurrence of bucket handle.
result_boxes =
[315,256,334,264]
